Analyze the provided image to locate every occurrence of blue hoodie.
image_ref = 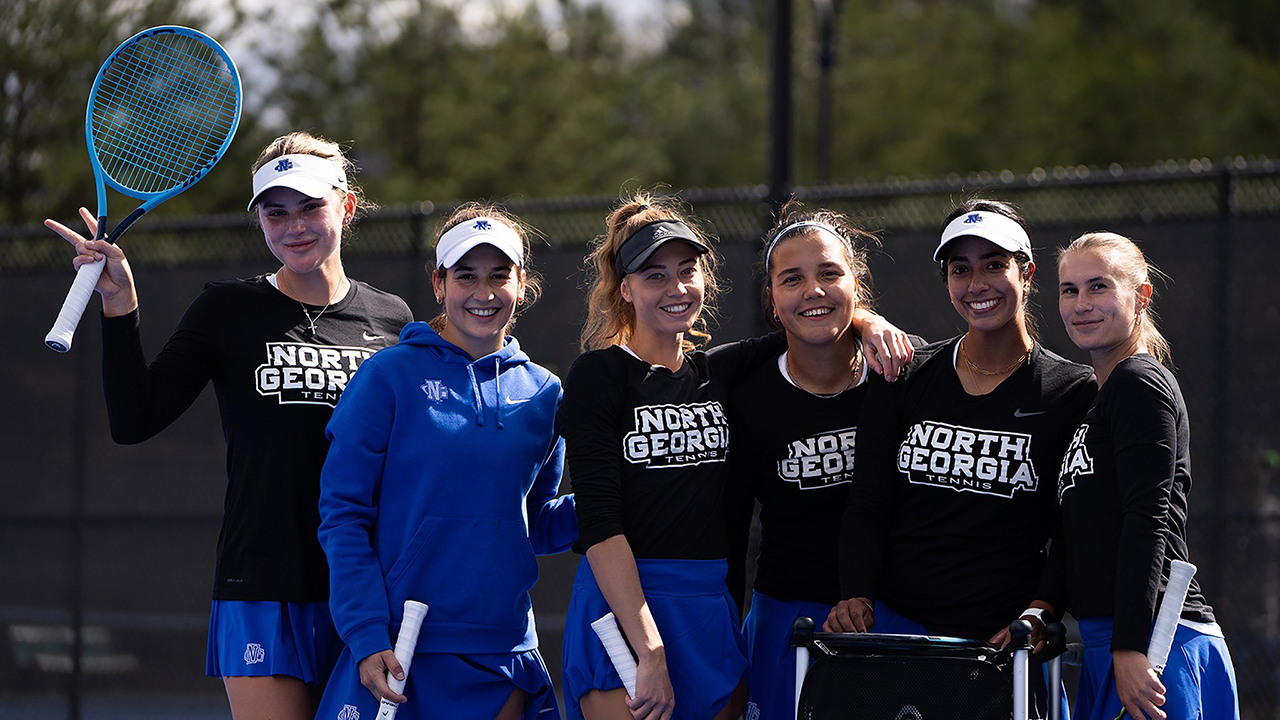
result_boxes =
[319,322,576,661]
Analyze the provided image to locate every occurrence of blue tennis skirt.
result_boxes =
[316,645,558,720]
[205,599,341,684]
[742,592,833,720]
[1075,616,1238,720]
[561,557,747,720]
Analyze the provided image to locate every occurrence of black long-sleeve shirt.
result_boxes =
[562,338,777,559]
[726,353,870,607]
[102,276,411,601]
[841,337,1095,640]
[1057,354,1214,652]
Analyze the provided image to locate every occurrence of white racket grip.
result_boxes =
[591,613,638,698]
[378,600,428,719]
[45,258,107,352]
[1147,560,1196,673]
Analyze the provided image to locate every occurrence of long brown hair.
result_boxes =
[580,191,721,352]
[939,197,1039,341]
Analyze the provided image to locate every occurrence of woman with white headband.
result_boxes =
[44,132,413,719]
[827,198,1096,717]
[316,202,576,720]
[559,192,913,720]
[723,201,922,720]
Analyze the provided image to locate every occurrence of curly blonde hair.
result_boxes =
[580,191,721,353]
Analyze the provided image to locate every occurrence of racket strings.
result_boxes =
[95,37,236,190]
[96,35,236,177]
[91,32,238,195]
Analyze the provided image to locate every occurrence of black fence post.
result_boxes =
[69,336,90,720]
[409,202,433,319]
[1210,166,1236,595]
[769,0,794,212]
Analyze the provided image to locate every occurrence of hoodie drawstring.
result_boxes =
[466,358,506,429]
[494,357,505,430]
[466,364,483,427]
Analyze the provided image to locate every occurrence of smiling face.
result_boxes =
[619,241,705,341]
[432,243,526,359]
[944,235,1033,335]
[257,186,354,276]
[1058,247,1149,356]
[768,231,859,348]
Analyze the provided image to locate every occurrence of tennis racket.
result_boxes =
[591,612,638,697]
[44,25,242,353]
[1113,559,1197,720]
[378,600,429,719]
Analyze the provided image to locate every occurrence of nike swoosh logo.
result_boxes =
[363,332,384,341]
[505,397,531,405]
[1013,409,1045,417]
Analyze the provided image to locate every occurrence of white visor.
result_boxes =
[436,218,524,269]
[934,210,1033,262]
[247,153,349,211]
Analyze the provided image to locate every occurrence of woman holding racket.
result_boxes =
[316,204,576,720]
[827,199,1096,716]
[1056,232,1238,720]
[724,202,921,720]
[559,192,915,720]
[45,132,412,720]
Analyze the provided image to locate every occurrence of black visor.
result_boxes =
[615,220,710,278]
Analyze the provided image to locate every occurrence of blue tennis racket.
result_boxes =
[45,26,242,352]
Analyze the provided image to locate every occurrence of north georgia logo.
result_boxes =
[623,402,729,467]
[474,219,492,231]
[336,705,360,720]
[778,426,857,490]
[274,158,293,173]
[963,213,982,224]
[421,378,448,402]
[897,420,1038,498]
[243,643,265,664]
[255,342,375,407]
[1057,424,1094,502]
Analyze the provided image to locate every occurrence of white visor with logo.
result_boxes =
[247,154,349,211]
[934,210,1033,262]
[436,218,524,269]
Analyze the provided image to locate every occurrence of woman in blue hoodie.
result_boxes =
[316,203,577,720]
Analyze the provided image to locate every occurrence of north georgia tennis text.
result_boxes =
[623,401,730,467]
[897,420,1038,498]
[255,342,375,407]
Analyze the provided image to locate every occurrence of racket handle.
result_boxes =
[1147,560,1196,672]
[591,613,638,698]
[45,258,107,352]
[378,600,429,720]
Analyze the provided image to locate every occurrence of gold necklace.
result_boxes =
[786,346,863,397]
[279,273,347,337]
[959,336,1031,377]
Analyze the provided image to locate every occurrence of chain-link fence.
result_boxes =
[3,158,1278,718]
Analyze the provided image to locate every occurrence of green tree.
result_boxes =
[0,0,238,226]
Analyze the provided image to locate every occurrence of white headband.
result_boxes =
[935,210,1033,262]
[436,217,524,269]
[764,221,848,269]
[247,153,349,211]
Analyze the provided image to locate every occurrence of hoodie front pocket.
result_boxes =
[383,515,440,591]
[386,516,539,629]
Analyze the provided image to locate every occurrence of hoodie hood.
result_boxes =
[395,321,528,428]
